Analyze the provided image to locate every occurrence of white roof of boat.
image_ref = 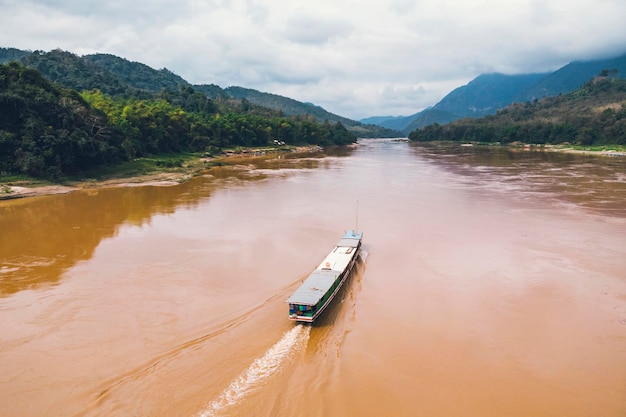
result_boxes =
[286,269,340,305]
[286,230,362,306]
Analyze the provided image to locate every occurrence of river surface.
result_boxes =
[1,140,625,417]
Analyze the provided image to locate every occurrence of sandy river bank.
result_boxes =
[1,143,622,200]
[0,145,325,200]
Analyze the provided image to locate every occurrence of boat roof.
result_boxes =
[286,230,362,306]
[286,269,340,306]
[337,230,362,248]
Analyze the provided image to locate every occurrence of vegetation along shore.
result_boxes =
[409,76,626,146]
[0,144,326,200]
[1,49,624,202]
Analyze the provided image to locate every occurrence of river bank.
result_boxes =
[550,147,626,157]
[2,141,622,200]
[2,139,624,417]
[520,143,626,157]
[451,141,626,157]
[0,145,324,200]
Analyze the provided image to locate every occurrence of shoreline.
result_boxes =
[548,148,626,157]
[2,141,622,201]
[0,145,325,201]
[513,142,626,157]
[450,141,626,157]
[0,171,202,201]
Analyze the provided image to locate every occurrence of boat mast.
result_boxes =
[355,200,359,232]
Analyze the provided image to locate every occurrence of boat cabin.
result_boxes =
[286,230,363,323]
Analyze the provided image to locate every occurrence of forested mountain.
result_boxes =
[392,74,549,133]
[521,55,626,100]
[0,47,31,63]
[402,108,460,133]
[409,76,626,145]
[17,49,148,98]
[0,62,123,178]
[430,73,549,118]
[0,59,357,179]
[371,53,626,135]
[224,86,402,138]
[1,48,399,138]
[225,86,339,120]
[360,115,405,126]
[84,53,190,93]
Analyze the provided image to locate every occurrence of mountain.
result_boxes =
[84,53,191,93]
[362,113,418,132]
[433,73,549,117]
[408,76,626,145]
[16,49,151,97]
[370,53,626,135]
[0,47,31,63]
[360,115,405,125]
[0,62,124,177]
[221,86,401,137]
[1,60,359,179]
[1,48,400,138]
[369,73,549,133]
[519,54,626,100]
[402,108,460,133]
[224,86,353,124]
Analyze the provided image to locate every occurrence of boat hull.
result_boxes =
[287,230,363,323]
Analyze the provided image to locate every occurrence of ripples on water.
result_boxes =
[198,325,311,417]
[411,143,626,217]
[1,140,625,417]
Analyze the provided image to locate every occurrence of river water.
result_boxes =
[1,139,625,417]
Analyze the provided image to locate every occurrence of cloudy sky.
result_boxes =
[1,0,625,120]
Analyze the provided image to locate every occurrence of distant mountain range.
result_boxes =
[2,47,625,138]
[0,48,401,138]
[408,76,626,146]
[365,53,626,135]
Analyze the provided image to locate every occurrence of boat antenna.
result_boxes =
[355,200,359,232]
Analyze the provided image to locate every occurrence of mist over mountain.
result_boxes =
[408,76,626,146]
[3,47,625,139]
[365,53,626,135]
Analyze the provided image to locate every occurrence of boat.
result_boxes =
[286,230,363,323]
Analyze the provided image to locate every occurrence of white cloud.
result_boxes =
[1,0,625,119]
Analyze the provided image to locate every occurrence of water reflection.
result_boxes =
[1,139,625,417]
[0,152,351,296]
[410,143,626,217]
[0,183,206,295]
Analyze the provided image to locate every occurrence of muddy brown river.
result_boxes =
[1,140,625,417]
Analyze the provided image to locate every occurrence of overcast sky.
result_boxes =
[1,0,625,120]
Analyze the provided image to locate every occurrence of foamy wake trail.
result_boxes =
[197,324,310,417]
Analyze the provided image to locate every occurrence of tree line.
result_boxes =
[409,76,626,145]
[0,62,356,179]
[6,48,401,139]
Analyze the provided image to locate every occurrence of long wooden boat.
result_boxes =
[286,230,363,323]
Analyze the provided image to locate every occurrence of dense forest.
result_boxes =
[0,61,356,179]
[409,76,626,145]
[1,48,401,139]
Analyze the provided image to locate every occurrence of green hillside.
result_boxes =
[0,61,357,179]
[374,53,626,135]
[19,49,147,98]
[0,47,31,63]
[2,48,398,138]
[84,53,190,93]
[0,62,124,178]
[223,86,401,138]
[409,77,626,145]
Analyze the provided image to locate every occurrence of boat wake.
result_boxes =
[197,324,310,417]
